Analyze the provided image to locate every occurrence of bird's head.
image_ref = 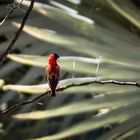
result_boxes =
[53,53,59,60]
[49,53,59,60]
[48,53,59,65]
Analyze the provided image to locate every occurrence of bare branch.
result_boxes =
[58,79,140,91]
[0,0,35,63]
[0,0,24,26]
[0,91,49,118]
[0,78,140,118]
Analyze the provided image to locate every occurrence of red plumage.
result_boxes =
[45,53,60,96]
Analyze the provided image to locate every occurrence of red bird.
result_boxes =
[45,53,60,96]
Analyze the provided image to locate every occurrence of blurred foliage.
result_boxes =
[0,0,140,140]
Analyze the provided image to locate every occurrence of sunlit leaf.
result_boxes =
[8,53,140,80]
[13,92,140,120]
[106,0,140,29]
[97,113,140,140]
[8,53,140,70]
[30,103,140,140]
[0,79,5,89]
[7,54,99,66]
[7,53,103,75]
[18,0,95,33]
[3,77,100,94]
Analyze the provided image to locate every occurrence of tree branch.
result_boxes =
[0,0,35,63]
[0,91,49,118]
[0,79,140,118]
[58,79,140,91]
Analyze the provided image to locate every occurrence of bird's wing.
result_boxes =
[45,64,60,86]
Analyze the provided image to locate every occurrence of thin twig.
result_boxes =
[0,91,49,117]
[0,0,24,26]
[96,56,101,79]
[0,0,35,63]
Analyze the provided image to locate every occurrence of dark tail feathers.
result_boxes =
[51,89,56,97]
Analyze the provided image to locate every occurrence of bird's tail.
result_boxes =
[51,89,56,96]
